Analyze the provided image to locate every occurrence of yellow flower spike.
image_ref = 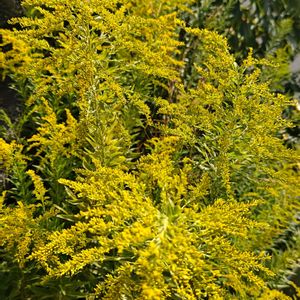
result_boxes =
[26,170,47,204]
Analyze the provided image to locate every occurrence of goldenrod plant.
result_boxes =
[0,0,299,299]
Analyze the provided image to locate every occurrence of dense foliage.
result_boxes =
[0,0,299,299]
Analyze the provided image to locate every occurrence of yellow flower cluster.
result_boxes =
[0,201,47,267]
[28,101,81,167]
[26,138,279,299]
[0,0,299,299]
[0,138,23,171]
